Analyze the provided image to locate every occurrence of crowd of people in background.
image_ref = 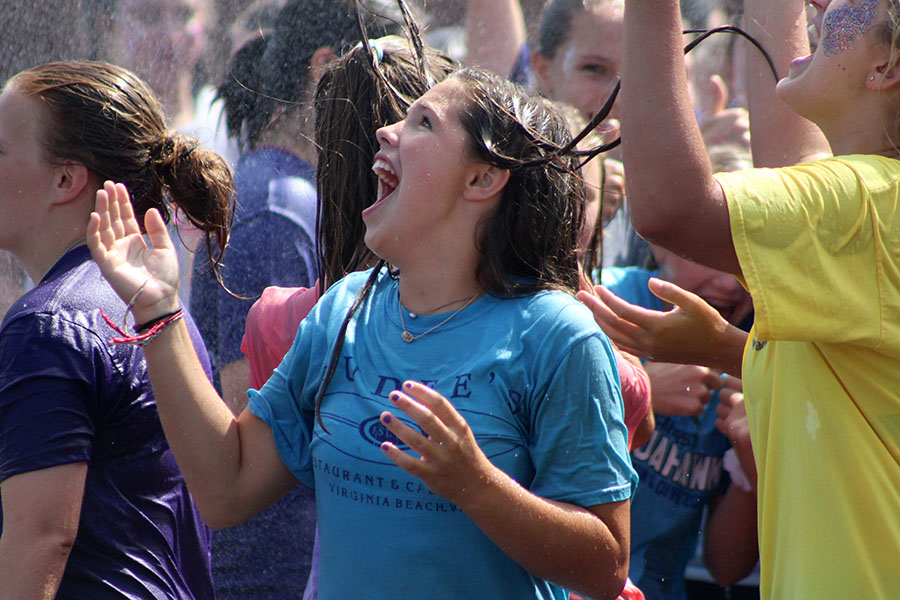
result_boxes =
[0,1,898,599]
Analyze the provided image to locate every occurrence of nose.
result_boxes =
[375,120,401,147]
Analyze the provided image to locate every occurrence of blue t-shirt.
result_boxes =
[0,246,214,599]
[249,268,637,599]
[190,146,319,599]
[603,267,731,600]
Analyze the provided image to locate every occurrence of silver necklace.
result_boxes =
[398,290,479,343]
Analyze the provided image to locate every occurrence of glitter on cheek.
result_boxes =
[822,0,880,57]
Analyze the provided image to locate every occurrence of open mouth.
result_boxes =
[372,157,399,204]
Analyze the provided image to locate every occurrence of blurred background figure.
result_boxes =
[85,0,211,130]
[0,0,93,317]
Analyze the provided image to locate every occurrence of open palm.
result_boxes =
[87,181,181,322]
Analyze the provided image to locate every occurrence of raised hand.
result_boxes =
[379,380,497,505]
[87,181,180,323]
[577,278,748,374]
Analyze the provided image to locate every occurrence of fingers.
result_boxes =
[105,181,126,241]
[646,278,707,315]
[379,382,459,452]
[144,208,175,252]
[588,286,664,357]
[91,188,115,250]
[115,182,141,237]
[702,369,725,391]
[708,74,729,115]
[576,290,645,352]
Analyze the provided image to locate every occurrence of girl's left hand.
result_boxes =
[380,381,497,505]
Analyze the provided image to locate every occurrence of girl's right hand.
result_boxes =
[87,180,181,322]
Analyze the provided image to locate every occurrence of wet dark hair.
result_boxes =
[313,66,586,428]
[10,60,233,266]
[453,67,584,296]
[314,37,457,290]
[217,0,403,151]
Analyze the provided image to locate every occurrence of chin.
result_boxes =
[774,78,810,121]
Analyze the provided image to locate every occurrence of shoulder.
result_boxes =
[234,148,316,222]
[718,155,900,200]
[304,269,387,324]
[497,290,606,351]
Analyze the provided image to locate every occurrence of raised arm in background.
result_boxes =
[741,0,831,166]
[465,0,526,78]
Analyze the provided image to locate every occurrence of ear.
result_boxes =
[531,51,553,96]
[462,164,510,202]
[50,162,91,206]
[310,46,339,86]
[868,58,900,91]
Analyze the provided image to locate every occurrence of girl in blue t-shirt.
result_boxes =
[87,63,637,599]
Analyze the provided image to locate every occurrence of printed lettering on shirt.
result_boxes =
[313,355,529,516]
[631,428,724,496]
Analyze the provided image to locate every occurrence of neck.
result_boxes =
[818,98,900,159]
[396,262,482,315]
[18,234,87,284]
[258,105,317,166]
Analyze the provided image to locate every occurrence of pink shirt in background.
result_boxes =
[241,282,321,389]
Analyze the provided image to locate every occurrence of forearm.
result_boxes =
[743,0,830,166]
[0,535,71,599]
[704,487,759,585]
[465,0,526,78]
[141,321,252,524]
[458,467,629,600]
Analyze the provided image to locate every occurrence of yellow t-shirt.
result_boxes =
[719,155,900,600]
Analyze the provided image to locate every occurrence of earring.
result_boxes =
[870,75,876,81]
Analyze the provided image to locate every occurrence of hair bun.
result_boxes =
[149,133,177,166]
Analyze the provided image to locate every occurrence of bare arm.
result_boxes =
[382,381,630,600]
[465,0,526,78]
[705,389,759,584]
[742,0,830,166]
[86,182,298,529]
[0,463,86,599]
[621,1,738,273]
[220,357,252,415]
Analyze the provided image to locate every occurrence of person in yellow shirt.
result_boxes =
[578,0,900,598]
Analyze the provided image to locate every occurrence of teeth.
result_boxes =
[372,158,396,177]
[372,157,400,197]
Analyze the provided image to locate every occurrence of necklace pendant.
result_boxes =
[402,330,415,343]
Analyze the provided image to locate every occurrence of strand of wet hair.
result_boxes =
[313,259,387,432]
[352,0,434,108]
